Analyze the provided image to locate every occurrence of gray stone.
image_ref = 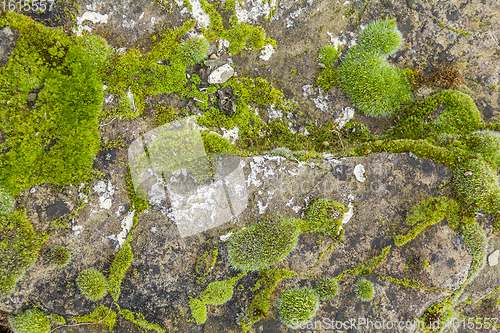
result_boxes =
[0,26,17,67]
[208,64,234,84]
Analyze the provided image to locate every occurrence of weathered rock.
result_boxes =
[208,64,234,84]
[216,86,236,117]
[0,26,17,67]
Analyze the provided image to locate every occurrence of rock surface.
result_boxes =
[0,26,17,67]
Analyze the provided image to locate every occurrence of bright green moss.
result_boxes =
[8,308,50,333]
[76,268,108,302]
[314,277,339,300]
[465,130,500,168]
[394,197,460,246]
[49,313,66,326]
[0,210,48,300]
[72,305,116,332]
[0,12,103,195]
[277,288,320,329]
[391,90,484,140]
[126,168,148,213]
[78,32,113,70]
[116,306,165,333]
[0,187,15,216]
[178,36,210,66]
[453,158,500,214]
[189,297,207,324]
[302,198,346,241]
[226,216,301,271]
[357,18,402,56]
[46,245,71,268]
[354,279,375,302]
[108,242,133,301]
[200,280,234,305]
[337,19,413,117]
[318,44,341,67]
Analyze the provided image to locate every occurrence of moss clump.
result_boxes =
[117,306,165,333]
[354,279,375,302]
[178,36,210,66]
[0,187,15,216]
[8,308,50,333]
[337,18,413,117]
[72,305,116,332]
[200,280,234,305]
[277,288,320,329]
[318,44,341,67]
[465,130,500,168]
[0,210,48,300]
[45,245,71,268]
[49,313,66,326]
[108,242,133,301]
[76,268,108,302]
[314,277,339,300]
[453,158,500,213]
[226,216,301,271]
[0,12,103,195]
[189,298,207,324]
[302,198,346,240]
[78,32,113,70]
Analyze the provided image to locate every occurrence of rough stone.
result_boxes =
[208,64,234,84]
[0,26,17,67]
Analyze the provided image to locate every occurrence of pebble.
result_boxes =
[488,250,499,266]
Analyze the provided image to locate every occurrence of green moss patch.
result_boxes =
[354,279,375,302]
[72,305,116,332]
[45,245,71,268]
[189,298,207,324]
[226,216,301,271]
[314,277,339,300]
[108,242,133,301]
[8,308,50,333]
[277,288,320,329]
[302,198,346,240]
[0,12,103,195]
[0,210,48,300]
[200,280,234,305]
[76,268,108,302]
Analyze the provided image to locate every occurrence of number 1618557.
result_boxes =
[2,0,55,13]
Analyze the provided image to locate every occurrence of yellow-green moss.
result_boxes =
[108,242,134,301]
[189,297,207,324]
[72,305,116,332]
[116,306,165,333]
[45,245,72,268]
[8,308,50,333]
[76,268,108,302]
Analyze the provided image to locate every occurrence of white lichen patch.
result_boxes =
[312,89,329,111]
[220,231,233,241]
[187,0,211,28]
[221,127,239,144]
[259,44,275,61]
[342,201,354,224]
[268,104,283,119]
[292,206,302,213]
[122,20,136,28]
[127,87,136,113]
[354,164,366,182]
[235,0,277,24]
[257,200,269,214]
[93,180,115,210]
[302,84,313,98]
[107,210,135,248]
[74,11,109,37]
[115,205,125,217]
[247,155,285,188]
[335,107,355,129]
[323,153,342,164]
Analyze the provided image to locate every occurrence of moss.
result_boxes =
[316,67,338,91]
[465,130,500,169]
[337,18,413,117]
[195,247,218,285]
[78,32,113,71]
[394,197,460,246]
[200,280,234,305]
[0,210,48,300]
[0,12,103,195]
[72,305,116,332]
[189,298,207,324]
[354,279,375,302]
[277,288,320,329]
[435,18,471,37]
[178,36,211,66]
[226,216,301,271]
[116,306,165,333]
[301,198,346,240]
[108,241,134,301]
[76,268,108,302]
[126,168,149,214]
[318,44,341,67]
[8,308,50,333]
[453,158,500,214]
[0,187,15,216]
[314,277,339,300]
[45,245,71,268]
[378,275,451,293]
[49,313,66,326]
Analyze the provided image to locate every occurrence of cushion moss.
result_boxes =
[354,279,375,302]
[200,280,234,305]
[8,308,50,333]
[277,288,320,329]
[76,268,108,302]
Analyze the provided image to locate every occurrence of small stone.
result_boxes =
[354,164,366,182]
[210,53,218,59]
[0,26,18,67]
[204,59,226,67]
[208,64,234,84]
[488,250,499,266]
[321,141,329,146]
[464,171,472,176]
[27,92,37,103]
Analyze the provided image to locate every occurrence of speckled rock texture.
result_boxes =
[2,0,500,332]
